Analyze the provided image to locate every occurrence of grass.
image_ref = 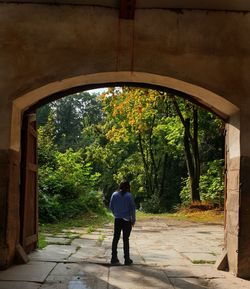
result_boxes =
[87,225,94,234]
[171,206,224,224]
[192,260,216,264]
[97,234,106,245]
[39,211,112,235]
[38,232,47,249]
[38,211,112,249]
[137,207,224,224]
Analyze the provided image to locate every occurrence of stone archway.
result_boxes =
[0,1,250,278]
[11,72,239,152]
[3,71,241,277]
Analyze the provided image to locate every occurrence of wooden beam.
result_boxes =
[15,243,29,264]
[119,0,136,19]
[215,250,228,271]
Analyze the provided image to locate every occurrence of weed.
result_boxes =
[192,260,216,264]
[87,226,94,234]
[137,209,224,224]
[38,232,47,249]
[39,211,112,246]
[97,234,106,245]
[39,211,111,235]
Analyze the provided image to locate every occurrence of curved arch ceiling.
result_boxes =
[13,71,239,119]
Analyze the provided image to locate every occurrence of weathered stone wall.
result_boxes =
[0,150,20,269]
[237,108,250,277]
[225,114,240,275]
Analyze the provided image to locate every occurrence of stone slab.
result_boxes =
[62,229,87,235]
[68,247,106,261]
[0,281,41,289]
[0,261,56,282]
[41,262,108,289]
[4,218,250,289]
[139,249,185,259]
[53,233,79,238]
[29,245,77,261]
[169,277,209,289]
[183,252,218,263]
[45,237,72,245]
[208,276,250,289]
[163,265,225,278]
[143,257,192,266]
[141,249,192,266]
[94,228,113,233]
[47,262,108,279]
[109,265,174,289]
[71,238,99,247]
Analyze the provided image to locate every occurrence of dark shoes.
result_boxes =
[111,257,133,265]
[124,258,133,265]
[111,257,120,265]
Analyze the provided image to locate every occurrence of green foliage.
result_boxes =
[114,152,145,196]
[37,92,103,152]
[37,113,57,167]
[180,159,224,206]
[38,144,101,222]
[140,194,162,214]
[38,231,47,249]
[37,105,51,127]
[37,87,225,222]
[39,211,113,246]
[39,191,61,222]
[199,159,224,206]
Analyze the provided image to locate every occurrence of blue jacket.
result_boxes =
[109,191,136,223]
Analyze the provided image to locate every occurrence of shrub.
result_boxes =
[180,159,224,207]
[39,192,61,223]
[140,194,162,213]
[38,148,102,222]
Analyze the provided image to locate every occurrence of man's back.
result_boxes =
[109,191,136,222]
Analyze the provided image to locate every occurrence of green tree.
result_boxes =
[37,93,104,222]
[37,87,225,218]
[40,92,103,152]
[37,104,51,127]
[37,112,57,167]
[100,88,184,211]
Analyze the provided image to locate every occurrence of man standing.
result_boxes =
[109,180,136,265]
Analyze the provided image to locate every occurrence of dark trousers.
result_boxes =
[112,218,132,260]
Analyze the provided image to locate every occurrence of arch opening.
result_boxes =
[3,70,243,276]
[30,83,227,258]
[11,71,239,152]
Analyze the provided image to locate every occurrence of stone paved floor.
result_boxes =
[0,218,250,289]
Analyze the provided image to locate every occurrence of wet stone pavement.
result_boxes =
[0,218,250,289]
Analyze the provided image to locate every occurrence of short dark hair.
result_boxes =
[118,180,130,195]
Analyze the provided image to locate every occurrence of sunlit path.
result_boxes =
[0,218,249,289]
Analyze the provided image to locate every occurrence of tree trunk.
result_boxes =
[160,152,168,200]
[148,116,159,194]
[192,107,201,202]
[183,119,195,202]
[138,133,154,196]
[171,96,201,203]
